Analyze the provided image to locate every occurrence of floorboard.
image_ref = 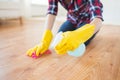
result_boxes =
[0,20,120,80]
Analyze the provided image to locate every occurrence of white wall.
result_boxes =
[0,0,22,18]
[31,0,47,5]
[101,0,120,25]
[0,0,32,19]
[20,0,32,18]
[31,5,47,17]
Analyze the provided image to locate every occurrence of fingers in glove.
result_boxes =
[55,44,68,54]
[26,48,35,56]
[26,49,32,56]
[26,46,38,56]
[40,46,47,54]
[36,46,43,56]
[55,38,67,50]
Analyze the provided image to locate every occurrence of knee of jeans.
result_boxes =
[77,23,86,28]
[58,21,76,32]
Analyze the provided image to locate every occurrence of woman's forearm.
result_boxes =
[44,14,56,30]
[90,18,102,33]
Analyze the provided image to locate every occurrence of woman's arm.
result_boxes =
[88,0,103,33]
[90,18,102,33]
[44,14,56,30]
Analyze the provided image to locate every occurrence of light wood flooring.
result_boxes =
[0,19,120,80]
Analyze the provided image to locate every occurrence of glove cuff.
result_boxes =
[42,29,53,45]
[75,24,95,43]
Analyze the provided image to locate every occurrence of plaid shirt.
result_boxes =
[47,0,103,26]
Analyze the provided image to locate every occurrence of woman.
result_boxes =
[27,0,103,56]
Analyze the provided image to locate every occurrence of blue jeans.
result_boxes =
[58,20,97,46]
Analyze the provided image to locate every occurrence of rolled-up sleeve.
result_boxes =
[88,0,103,21]
[47,0,58,15]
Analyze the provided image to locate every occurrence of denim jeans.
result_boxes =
[58,20,97,46]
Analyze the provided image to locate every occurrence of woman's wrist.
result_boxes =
[90,18,102,33]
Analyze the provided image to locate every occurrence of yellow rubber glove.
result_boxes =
[26,30,53,56]
[55,24,95,54]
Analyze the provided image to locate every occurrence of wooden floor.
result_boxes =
[0,19,120,80]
